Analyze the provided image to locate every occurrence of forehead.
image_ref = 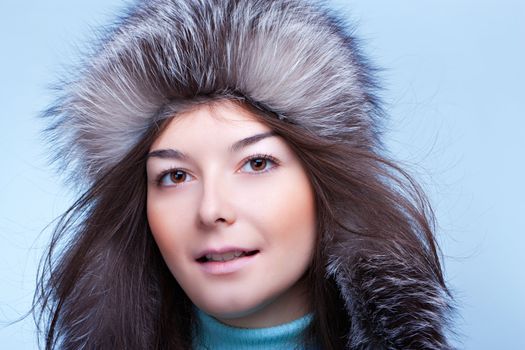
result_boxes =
[151,101,272,150]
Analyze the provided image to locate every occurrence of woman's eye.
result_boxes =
[240,156,278,173]
[158,170,193,187]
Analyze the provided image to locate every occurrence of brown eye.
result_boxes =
[250,158,267,171]
[240,155,278,174]
[170,170,187,183]
[158,169,193,187]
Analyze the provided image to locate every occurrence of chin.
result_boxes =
[196,293,271,320]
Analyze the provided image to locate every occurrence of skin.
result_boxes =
[146,100,317,328]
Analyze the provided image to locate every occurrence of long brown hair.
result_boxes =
[34,96,448,349]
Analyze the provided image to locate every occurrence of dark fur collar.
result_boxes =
[330,251,453,349]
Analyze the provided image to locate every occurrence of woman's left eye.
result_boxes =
[239,155,279,173]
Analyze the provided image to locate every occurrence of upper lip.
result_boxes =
[195,246,258,260]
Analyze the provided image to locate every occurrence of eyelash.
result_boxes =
[154,153,281,187]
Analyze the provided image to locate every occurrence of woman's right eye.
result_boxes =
[157,169,194,187]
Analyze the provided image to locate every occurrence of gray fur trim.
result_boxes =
[43,0,380,186]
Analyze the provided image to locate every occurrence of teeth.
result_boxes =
[205,251,245,262]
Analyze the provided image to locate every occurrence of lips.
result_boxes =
[196,249,259,263]
[195,247,260,275]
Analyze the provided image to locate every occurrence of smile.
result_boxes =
[196,250,260,275]
[197,250,259,263]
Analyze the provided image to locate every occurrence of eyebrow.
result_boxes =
[146,131,277,160]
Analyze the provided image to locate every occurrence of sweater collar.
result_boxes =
[192,308,314,349]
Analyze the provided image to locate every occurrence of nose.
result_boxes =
[197,175,236,228]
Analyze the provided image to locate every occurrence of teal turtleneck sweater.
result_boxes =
[192,308,316,350]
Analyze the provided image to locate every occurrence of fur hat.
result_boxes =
[44,0,379,186]
[43,0,453,348]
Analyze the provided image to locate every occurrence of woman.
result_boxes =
[35,0,454,349]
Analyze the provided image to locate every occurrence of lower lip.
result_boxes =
[197,253,259,275]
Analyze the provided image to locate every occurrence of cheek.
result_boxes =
[274,183,316,260]
[237,168,317,252]
[146,191,193,265]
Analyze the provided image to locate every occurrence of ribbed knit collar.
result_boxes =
[192,308,314,349]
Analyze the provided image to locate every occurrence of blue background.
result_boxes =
[1,0,523,348]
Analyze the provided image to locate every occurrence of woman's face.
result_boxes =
[146,101,316,328]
